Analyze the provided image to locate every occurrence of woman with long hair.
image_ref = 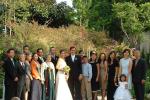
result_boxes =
[30,53,42,100]
[25,53,33,100]
[107,51,119,100]
[98,53,108,100]
[89,51,99,100]
[119,49,132,90]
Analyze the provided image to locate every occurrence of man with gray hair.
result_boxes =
[16,53,27,99]
[132,50,147,100]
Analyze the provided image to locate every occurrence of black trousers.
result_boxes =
[5,83,17,100]
[107,76,117,100]
[68,78,81,100]
[133,82,145,100]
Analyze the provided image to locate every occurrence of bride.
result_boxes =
[55,49,73,100]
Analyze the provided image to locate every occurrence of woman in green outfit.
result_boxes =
[41,54,55,100]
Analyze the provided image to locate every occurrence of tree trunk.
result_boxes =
[120,18,130,43]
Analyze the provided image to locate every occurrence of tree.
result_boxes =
[140,3,150,31]
[73,0,92,26]
[112,2,144,48]
[88,0,112,31]
[15,0,31,22]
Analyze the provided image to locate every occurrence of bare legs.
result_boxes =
[25,91,29,100]
[92,91,98,100]
[101,89,106,100]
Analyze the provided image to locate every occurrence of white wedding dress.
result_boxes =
[55,58,73,100]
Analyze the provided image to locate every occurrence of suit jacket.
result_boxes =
[16,61,27,81]
[38,57,45,64]
[51,55,59,67]
[3,57,18,85]
[132,58,147,83]
[66,55,82,80]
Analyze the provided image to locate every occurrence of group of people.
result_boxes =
[1,45,147,100]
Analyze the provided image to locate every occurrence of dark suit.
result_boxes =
[16,61,27,99]
[132,58,147,100]
[37,57,45,65]
[51,55,59,72]
[3,57,18,100]
[66,55,82,100]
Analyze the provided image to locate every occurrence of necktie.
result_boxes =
[22,62,25,69]
[135,59,139,67]
[72,56,74,62]
[11,59,15,66]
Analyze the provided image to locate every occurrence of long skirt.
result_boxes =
[31,79,42,100]
[44,69,55,100]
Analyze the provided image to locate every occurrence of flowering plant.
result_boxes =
[64,65,70,73]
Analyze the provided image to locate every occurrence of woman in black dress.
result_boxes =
[107,51,119,100]
[89,51,100,100]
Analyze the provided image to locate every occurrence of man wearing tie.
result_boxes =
[37,48,45,100]
[50,47,59,70]
[66,46,83,100]
[3,48,18,100]
[37,48,45,64]
[132,50,147,100]
[16,53,27,99]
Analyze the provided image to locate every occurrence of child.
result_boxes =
[114,74,132,100]
[81,56,92,100]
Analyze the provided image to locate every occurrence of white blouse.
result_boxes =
[41,61,55,83]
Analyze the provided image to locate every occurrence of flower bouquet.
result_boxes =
[64,65,70,74]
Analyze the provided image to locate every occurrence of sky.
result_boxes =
[56,0,73,7]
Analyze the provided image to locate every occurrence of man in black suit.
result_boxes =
[16,53,27,99]
[37,48,45,64]
[50,47,59,71]
[3,48,18,100]
[36,48,45,100]
[66,46,83,100]
[132,50,147,100]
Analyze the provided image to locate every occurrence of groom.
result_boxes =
[66,46,83,100]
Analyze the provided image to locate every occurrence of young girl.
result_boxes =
[114,74,132,100]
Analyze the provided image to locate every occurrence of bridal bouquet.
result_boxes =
[64,65,70,74]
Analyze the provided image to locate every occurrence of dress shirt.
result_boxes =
[71,55,75,62]
[11,58,15,66]
[39,57,44,63]
[82,63,92,81]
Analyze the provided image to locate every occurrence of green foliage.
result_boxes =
[140,3,150,30]
[14,1,31,22]
[0,0,73,28]
[29,2,74,27]
[88,0,112,31]
[0,3,7,25]
[113,2,143,35]
[141,49,150,95]
[112,2,144,47]
[114,42,129,52]
[73,0,92,26]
